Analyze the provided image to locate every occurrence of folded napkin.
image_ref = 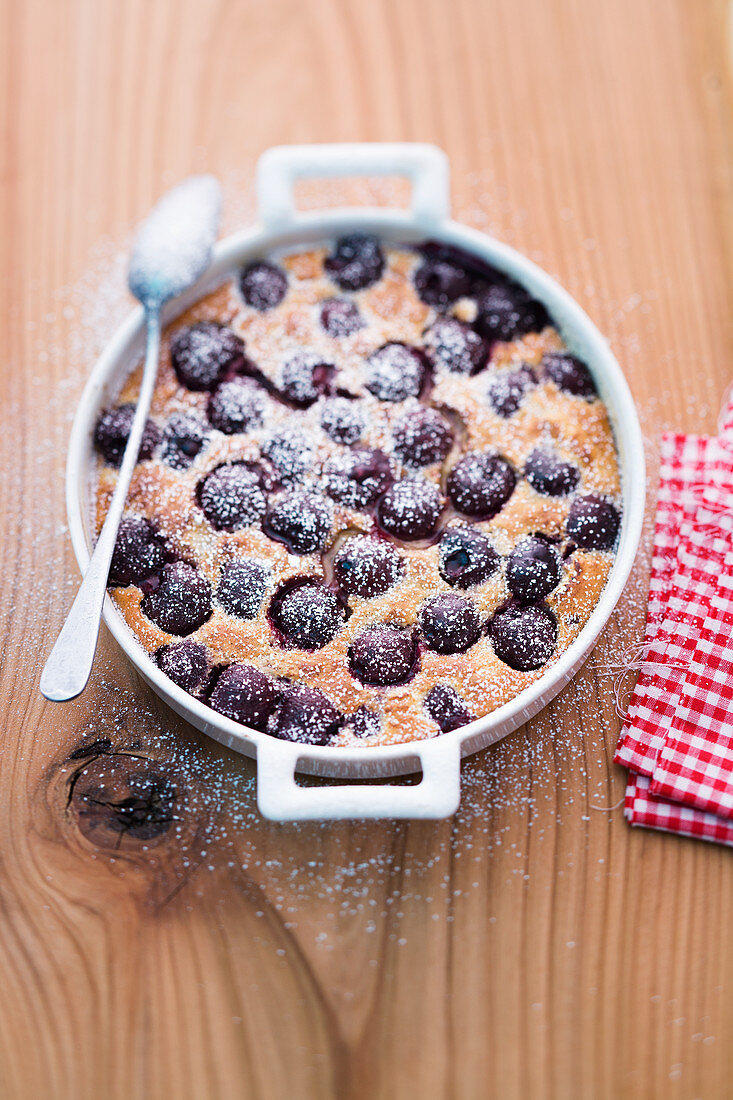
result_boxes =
[649,512,733,817]
[614,392,733,845]
[624,773,733,845]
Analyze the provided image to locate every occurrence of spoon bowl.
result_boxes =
[128,175,222,306]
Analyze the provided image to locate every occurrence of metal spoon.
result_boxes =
[41,176,222,702]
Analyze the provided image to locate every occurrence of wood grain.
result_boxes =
[1,0,732,1097]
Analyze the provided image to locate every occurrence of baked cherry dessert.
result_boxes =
[94,235,621,747]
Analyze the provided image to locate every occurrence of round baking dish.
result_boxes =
[66,143,645,821]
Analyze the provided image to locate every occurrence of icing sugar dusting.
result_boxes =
[208,378,265,434]
[377,478,444,539]
[277,583,342,647]
[366,342,425,401]
[128,175,222,305]
[320,396,364,444]
[261,424,314,483]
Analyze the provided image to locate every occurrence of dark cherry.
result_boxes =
[261,427,313,484]
[154,640,208,695]
[446,451,516,517]
[324,234,384,291]
[424,684,475,732]
[162,413,208,468]
[323,448,393,509]
[474,283,549,343]
[209,663,281,730]
[376,479,445,541]
[265,490,333,554]
[208,378,265,434]
[319,396,364,445]
[334,536,404,598]
[348,624,419,686]
[566,495,621,550]
[93,405,160,467]
[542,352,596,398]
[279,353,335,407]
[216,559,269,619]
[438,525,500,588]
[418,592,481,654]
[198,464,267,531]
[269,684,342,745]
[489,603,558,671]
[413,256,473,308]
[109,517,169,587]
[141,561,212,636]
[270,579,345,649]
[320,297,364,337]
[392,407,454,467]
[506,536,562,603]
[366,343,426,402]
[170,321,244,391]
[417,241,505,284]
[239,261,288,311]
[424,317,489,375]
[486,364,537,417]
[341,705,380,739]
[525,448,580,497]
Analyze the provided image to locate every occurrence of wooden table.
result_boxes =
[1,1,731,1096]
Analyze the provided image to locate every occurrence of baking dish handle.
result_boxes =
[256,143,450,231]
[256,736,461,821]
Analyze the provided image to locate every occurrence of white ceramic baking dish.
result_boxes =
[65,143,645,821]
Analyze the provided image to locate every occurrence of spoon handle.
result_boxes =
[40,308,162,701]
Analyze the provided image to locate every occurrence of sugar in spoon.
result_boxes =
[41,176,222,702]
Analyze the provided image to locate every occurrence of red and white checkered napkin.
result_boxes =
[614,393,733,845]
[650,516,733,817]
[624,773,733,845]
